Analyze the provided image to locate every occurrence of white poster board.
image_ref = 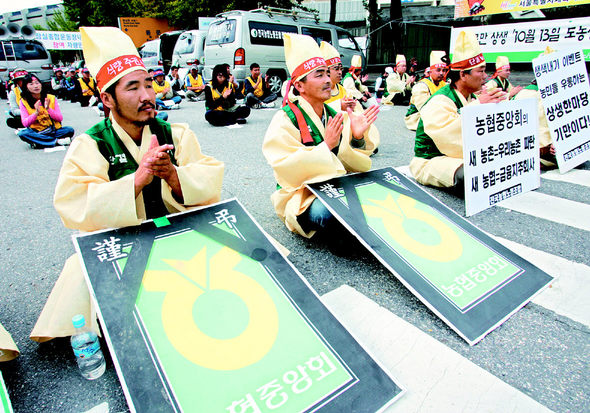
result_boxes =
[533,48,590,173]
[462,99,540,216]
[450,18,590,63]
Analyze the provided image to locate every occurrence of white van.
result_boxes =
[138,39,161,69]
[203,8,365,95]
[171,30,207,81]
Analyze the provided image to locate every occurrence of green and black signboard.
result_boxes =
[74,199,403,412]
[307,167,553,345]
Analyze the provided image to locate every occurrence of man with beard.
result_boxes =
[382,54,415,106]
[405,51,448,131]
[30,27,224,342]
[262,34,378,239]
[409,30,504,189]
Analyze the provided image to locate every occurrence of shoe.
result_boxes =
[236,118,247,124]
[261,101,276,108]
[253,103,261,109]
[172,103,180,109]
[57,137,72,146]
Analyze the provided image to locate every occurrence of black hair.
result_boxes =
[103,79,119,105]
[20,74,47,109]
[250,62,260,70]
[171,65,178,71]
[212,64,229,89]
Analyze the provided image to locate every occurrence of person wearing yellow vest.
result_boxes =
[382,54,415,105]
[342,55,377,109]
[6,69,27,129]
[320,40,380,157]
[409,30,504,189]
[404,50,448,131]
[78,68,100,107]
[262,33,378,241]
[30,26,224,342]
[320,41,356,113]
[485,56,522,100]
[244,63,278,109]
[152,68,181,110]
[185,65,205,101]
[17,74,75,149]
[204,63,251,126]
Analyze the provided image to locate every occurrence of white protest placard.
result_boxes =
[450,18,590,63]
[462,98,540,216]
[533,48,590,173]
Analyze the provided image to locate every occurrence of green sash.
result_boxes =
[414,85,473,159]
[86,117,176,218]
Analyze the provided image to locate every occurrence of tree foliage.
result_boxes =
[61,0,305,30]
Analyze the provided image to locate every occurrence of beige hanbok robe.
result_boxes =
[382,72,412,105]
[262,96,375,238]
[410,90,479,187]
[342,73,367,100]
[30,117,224,342]
[0,323,19,361]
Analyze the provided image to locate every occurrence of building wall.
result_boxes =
[0,4,64,29]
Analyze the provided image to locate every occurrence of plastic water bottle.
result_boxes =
[71,314,106,380]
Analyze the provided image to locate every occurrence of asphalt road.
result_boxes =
[0,77,589,413]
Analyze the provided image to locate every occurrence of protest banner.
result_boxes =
[307,168,553,346]
[35,31,81,50]
[533,48,590,172]
[450,18,590,63]
[454,0,590,18]
[462,98,540,216]
[0,372,13,413]
[74,199,403,413]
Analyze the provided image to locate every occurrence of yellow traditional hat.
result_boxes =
[283,33,326,81]
[395,54,406,67]
[495,56,510,71]
[429,50,446,69]
[320,41,341,67]
[538,46,556,57]
[350,54,362,70]
[450,30,485,71]
[80,26,146,93]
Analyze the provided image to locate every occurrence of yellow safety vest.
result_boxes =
[79,77,97,96]
[422,78,446,95]
[246,76,264,97]
[21,94,61,131]
[188,74,204,88]
[152,80,171,95]
[208,82,234,111]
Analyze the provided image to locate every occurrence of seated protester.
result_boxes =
[18,74,75,149]
[185,65,205,101]
[30,27,224,343]
[409,30,504,189]
[382,54,415,106]
[167,65,184,95]
[64,68,80,102]
[51,68,67,100]
[78,68,100,107]
[374,67,393,100]
[262,34,378,239]
[342,55,377,109]
[224,63,243,99]
[152,69,181,110]
[405,50,447,131]
[6,69,27,129]
[485,56,522,100]
[244,63,278,108]
[321,41,379,157]
[205,64,251,126]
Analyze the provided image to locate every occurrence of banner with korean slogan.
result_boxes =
[533,48,590,172]
[462,98,540,216]
[73,199,403,413]
[450,18,590,63]
[308,169,553,345]
[454,0,590,19]
[35,31,82,50]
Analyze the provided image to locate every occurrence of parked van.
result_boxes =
[203,8,365,95]
[171,30,207,81]
[138,39,161,69]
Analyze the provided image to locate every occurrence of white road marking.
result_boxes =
[322,286,554,413]
[542,169,590,187]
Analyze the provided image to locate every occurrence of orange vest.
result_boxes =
[21,94,62,131]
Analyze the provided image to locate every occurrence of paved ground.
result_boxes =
[0,72,589,413]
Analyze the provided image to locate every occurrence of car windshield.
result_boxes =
[206,19,237,45]
[0,40,48,60]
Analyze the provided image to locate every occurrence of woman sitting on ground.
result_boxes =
[18,74,75,149]
[204,64,250,126]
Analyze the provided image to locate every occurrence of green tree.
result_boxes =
[46,9,79,31]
